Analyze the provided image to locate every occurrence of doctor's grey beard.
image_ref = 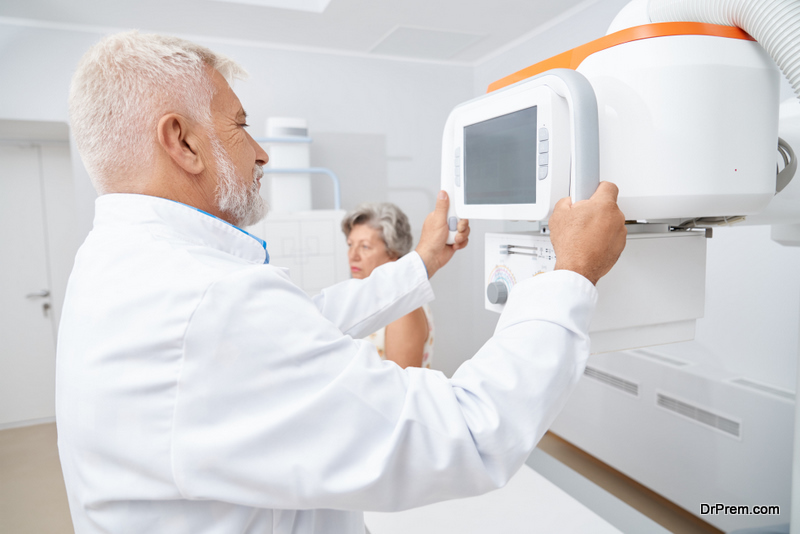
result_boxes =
[211,136,268,228]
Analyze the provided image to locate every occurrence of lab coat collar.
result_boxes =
[93,194,270,264]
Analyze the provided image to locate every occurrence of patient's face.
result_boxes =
[346,224,394,279]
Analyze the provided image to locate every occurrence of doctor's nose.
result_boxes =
[248,131,269,166]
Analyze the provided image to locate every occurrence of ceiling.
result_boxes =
[0,0,595,64]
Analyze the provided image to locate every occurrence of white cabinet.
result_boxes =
[247,210,349,295]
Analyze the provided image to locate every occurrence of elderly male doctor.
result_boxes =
[57,31,626,533]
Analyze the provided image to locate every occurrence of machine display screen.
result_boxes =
[464,106,537,205]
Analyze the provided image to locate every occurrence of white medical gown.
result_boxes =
[56,193,597,534]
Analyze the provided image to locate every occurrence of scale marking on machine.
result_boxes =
[485,233,557,312]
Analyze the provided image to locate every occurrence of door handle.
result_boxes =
[26,289,50,299]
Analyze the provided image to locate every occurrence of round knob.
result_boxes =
[486,281,509,304]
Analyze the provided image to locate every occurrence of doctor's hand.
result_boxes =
[549,181,627,286]
[415,190,470,279]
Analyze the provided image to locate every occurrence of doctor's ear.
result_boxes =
[157,113,206,175]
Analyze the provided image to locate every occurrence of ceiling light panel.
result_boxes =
[208,0,333,14]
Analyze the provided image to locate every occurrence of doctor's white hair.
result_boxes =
[341,203,413,259]
[68,31,247,193]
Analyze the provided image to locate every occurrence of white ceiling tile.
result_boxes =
[371,26,484,60]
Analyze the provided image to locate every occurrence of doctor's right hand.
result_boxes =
[549,181,627,286]
[415,190,470,279]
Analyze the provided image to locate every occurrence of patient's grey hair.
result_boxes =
[341,203,413,259]
[69,31,247,193]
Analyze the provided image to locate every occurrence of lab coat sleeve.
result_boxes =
[311,251,434,338]
[171,267,596,512]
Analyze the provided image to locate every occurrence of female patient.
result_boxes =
[341,203,434,369]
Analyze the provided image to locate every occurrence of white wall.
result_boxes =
[0,23,474,238]
[665,225,800,391]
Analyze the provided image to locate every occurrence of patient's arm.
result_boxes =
[384,307,428,368]
[311,252,433,339]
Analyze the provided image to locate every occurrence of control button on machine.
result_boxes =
[448,216,458,231]
[538,153,549,165]
[486,281,509,305]
[539,127,549,141]
[538,140,549,153]
[538,165,548,180]
[454,166,462,186]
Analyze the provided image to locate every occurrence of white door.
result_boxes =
[0,144,57,427]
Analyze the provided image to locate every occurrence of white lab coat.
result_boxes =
[56,193,597,534]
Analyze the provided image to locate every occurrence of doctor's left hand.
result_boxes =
[415,190,470,279]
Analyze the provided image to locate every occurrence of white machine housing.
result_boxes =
[576,34,780,221]
[485,230,707,354]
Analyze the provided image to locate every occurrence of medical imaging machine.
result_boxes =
[441,0,800,531]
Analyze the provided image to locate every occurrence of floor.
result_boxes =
[0,423,72,534]
[0,424,722,534]
[536,432,722,534]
